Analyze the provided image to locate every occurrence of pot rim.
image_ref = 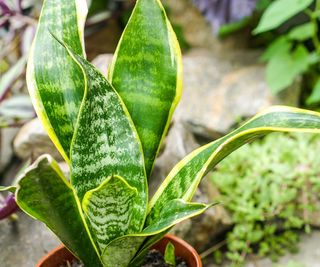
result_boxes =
[36,234,202,267]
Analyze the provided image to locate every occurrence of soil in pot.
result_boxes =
[60,249,188,267]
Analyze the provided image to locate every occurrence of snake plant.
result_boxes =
[2,0,320,266]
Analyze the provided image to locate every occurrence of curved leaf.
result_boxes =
[15,155,102,267]
[108,0,183,177]
[102,199,213,267]
[253,0,313,34]
[82,175,139,253]
[148,106,320,224]
[60,46,148,234]
[26,0,87,162]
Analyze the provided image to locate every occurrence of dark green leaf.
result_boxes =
[15,155,102,267]
[27,0,87,162]
[108,0,183,177]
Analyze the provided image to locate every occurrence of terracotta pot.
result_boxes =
[36,234,202,267]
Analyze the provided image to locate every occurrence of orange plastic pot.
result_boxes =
[36,234,202,267]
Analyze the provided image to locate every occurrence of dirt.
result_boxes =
[60,249,188,267]
[142,249,188,267]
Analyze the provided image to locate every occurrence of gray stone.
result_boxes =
[0,212,60,267]
[149,122,199,195]
[174,50,301,138]
[91,53,114,75]
[13,118,62,161]
[0,128,19,173]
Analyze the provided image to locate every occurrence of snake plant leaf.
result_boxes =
[26,0,87,163]
[147,106,320,224]
[15,155,102,267]
[60,45,147,235]
[108,0,183,177]
[102,199,214,267]
[142,199,215,234]
[82,175,139,253]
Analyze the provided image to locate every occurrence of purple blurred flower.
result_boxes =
[0,194,19,220]
[193,0,257,33]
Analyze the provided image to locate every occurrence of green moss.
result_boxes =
[210,133,320,265]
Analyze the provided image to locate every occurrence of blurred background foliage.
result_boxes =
[210,132,320,266]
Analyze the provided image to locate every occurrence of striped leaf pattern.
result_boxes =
[147,106,320,225]
[59,46,148,251]
[68,51,147,207]
[82,175,138,253]
[26,0,87,162]
[102,200,214,267]
[15,155,102,267]
[108,0,183,177]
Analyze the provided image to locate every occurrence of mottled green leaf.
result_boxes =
[288,22,315,41]
[253,0,313,34]
[15,155,102,267]
[102,199,213,267]
[82,175,139,253]
[108,0,182,177]
[164,242,176,266]
[26,0,87,162]
[60,46,147,233]
[148,106,320,224]
[142,199,214,234]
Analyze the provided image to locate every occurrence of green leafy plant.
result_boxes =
[2,0,320,266]
[253,0,320,103]
[211,132,320,265]
[164,242,176,266]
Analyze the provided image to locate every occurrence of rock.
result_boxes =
[149,122,199,195]
[13,118,62,161]
[173,50,301,138]
[91,53,114,75]
[0,212,60,267]
[0,128,19,173]
[162,0,252,51]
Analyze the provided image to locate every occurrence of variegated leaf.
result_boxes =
[26,0,87,162]
[60,46,147,233]
[108,0,183,177]
[147,106,320,225]
[82,175,139,253]
[102,199,213,267]
[0,186,16,193]
[15,155,102,267]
